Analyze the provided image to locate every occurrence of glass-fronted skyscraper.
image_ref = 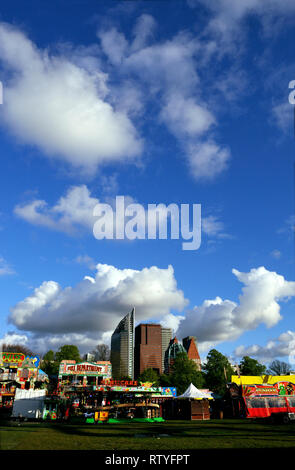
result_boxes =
[161,327,173,374]
[110,308,135,379]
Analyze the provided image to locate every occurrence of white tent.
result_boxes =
[12,389,47,419]
[177,383,213,400]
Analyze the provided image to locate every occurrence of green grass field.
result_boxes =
[1,419,295,450]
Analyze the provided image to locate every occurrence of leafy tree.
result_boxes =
[159,373,172,387]
[267,360,292,375]
[1,343,35,357]
[169,352,205,395]
[42,350,55,362]
[55,345,81,363]
[90,344,110,361]
[40,359,59,377]
[40,349,59,377]
[203,349,235,396]
[239,356,266,376]
[138,368,160,386]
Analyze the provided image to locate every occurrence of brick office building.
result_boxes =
[182,336,201,371]
[134,324,163,378]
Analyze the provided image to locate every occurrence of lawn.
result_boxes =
[1,419,295,450]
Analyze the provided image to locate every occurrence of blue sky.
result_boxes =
[0,0,295,367]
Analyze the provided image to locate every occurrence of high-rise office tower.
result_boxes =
[161,327,173,374]
[134,323,162,378]
[110,308,135,379]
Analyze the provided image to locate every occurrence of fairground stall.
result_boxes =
[0,351,48,417]
[162,383,213,421]
[58,359,112,388]
[95,380,177,422]
[56,376,177,423]
[226,375,295,422]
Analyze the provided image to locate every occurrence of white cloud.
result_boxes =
[234,330,295,364]
[160,94,215,138]
[0,332,29,348]
[232,267,295,330]
[14,185,98,234]
[176,267,295,349]
[0,17,235,182]
[160,313,185,334]
[187,140,230,181]
[98,23,231,181]
[0,331,105,356]
[202,215,230,239]
[0,23,142,172]
[4,265,295,356]
[9,264,187,342]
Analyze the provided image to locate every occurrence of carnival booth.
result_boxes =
[57,378,177,423]
[227,375,295,422]
[95,381,176,423]
[162,383,213,421]
[0,352,48,417]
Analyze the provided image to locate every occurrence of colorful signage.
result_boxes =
[101,379,138,386]
[67,364,102,373]
[59,361,111,378]
[1,352,25,365]
[22,356,40,368]
[231,374,295,386]
[110,385,162,393]
[162,387,177,397]
[242,382,295,397]
[276,382,295,396]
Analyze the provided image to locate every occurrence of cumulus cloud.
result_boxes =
[187,141,230,181]
[9,264,187,343]
[0,23,142,172]
[176,267,295,349]
[0,332,29,348]
[98,21,231,181]
[14,185,98,234]
[4,265,295,356]
[0,17,235,181]
[232,267,295,329]
[234,330,295,364]
[160,313,185,334]
[0,330,105,356]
